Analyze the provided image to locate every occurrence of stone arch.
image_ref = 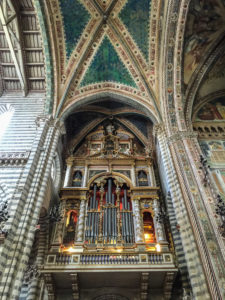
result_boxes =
[87,172,133,189]
[59,92,159,124]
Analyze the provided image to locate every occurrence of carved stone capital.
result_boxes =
[35,115,52,127]
[66,156,74,165]
[167,131,198,144]
[153,123,165,136]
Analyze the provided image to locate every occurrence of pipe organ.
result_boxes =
[85,178,134,245]
[49,122,170,252]
[44,121,177,299]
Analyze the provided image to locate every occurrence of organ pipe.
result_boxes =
[85,178,134,245]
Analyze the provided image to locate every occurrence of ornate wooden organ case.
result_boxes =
[50,122,170,253]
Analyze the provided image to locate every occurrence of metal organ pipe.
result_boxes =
[85,180,135,245]
[108,178,112,204]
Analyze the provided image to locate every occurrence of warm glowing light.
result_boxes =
[144,233,151,240]
[156,244,161,252]
[116,248,123,253]
[147,246,155,251]
[67,247,77,253]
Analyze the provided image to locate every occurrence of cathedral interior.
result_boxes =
[0,0,225,299]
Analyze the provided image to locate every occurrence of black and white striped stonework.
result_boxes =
[0,93,45,196]
[0,94,61,299]
[166,192,190,292]
[157,130,211,299]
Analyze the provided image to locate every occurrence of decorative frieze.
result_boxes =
[131,187,159,201]
[167,131,198,144]
[0,151,30,166]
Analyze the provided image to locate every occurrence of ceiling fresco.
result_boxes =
[59,0,91,58]
[184,0,225,86]
[80,36,137,87]
[197,55,225,99]
[48,0,161,120]
[119,0,151,61]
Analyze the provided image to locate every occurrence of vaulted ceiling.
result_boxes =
[0,0,225,127]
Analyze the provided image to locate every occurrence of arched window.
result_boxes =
[143,212,155,243]
[72,171,82,187]
[137,170,148,186]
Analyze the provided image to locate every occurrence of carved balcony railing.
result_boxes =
[45,252,174,267]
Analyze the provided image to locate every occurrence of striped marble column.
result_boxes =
[155,125,211,299]
[0,115,61,300]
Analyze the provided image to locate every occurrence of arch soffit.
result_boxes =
[69,114,149,153]
[72,106,149,118]
[87,172,133,190]
[69,117,106,154]
[185,37,225,127]
[161,0,225,132]
[159,0,191,133]
[60,92,159,124]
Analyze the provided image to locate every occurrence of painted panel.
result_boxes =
[196,98,225,121]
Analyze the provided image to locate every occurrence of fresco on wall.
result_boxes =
[119,0,151,61]
[204,55,225,83]
[80,37,137,87]
[195,98,225,121]
[184,0,225,85]
[199,140,225,164]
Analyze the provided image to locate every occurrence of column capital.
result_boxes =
[66,156,74,165]
[153,123,165,136]
[167,131,198,144]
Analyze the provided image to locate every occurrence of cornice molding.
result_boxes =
[0,151,30,166]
